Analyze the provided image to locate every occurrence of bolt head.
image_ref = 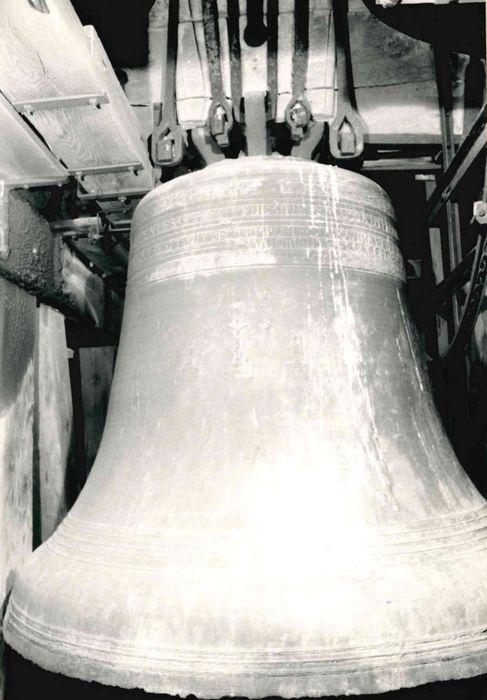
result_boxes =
[291,103,309,127]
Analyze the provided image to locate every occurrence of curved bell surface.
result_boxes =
[5,157,487,697]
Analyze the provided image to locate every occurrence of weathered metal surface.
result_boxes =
[6,157,487,696]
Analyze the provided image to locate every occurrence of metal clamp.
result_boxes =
[152,0,186,167]
[51,216,103,241]
[228,0,243,123]
[284,0,312,143]
[14,93,108,114]
[266,0,279,122]
[285,97,312,143]
[328,0,364,160]
[203,0,234,148]
[191,126,225,166]
[291,121,325,160]
[77,187,150,202]
[152,103,185,167]
[329,112,365,160]
[473,201,487,225]
[208,99,233,147]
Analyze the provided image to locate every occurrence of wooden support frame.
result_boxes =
[425,103,487,226]
[0,0,153,198]
[0,91,68,188]
[421,49,487,460]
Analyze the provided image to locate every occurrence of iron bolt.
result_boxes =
[474,201,487,224]
[290,102,309,127]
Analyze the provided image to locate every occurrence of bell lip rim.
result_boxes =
[6,629,487,698]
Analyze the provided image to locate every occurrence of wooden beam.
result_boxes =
[35,305,74,544]
[0,92,67,187]
[79,347,115,474]
[0,191,113,330]
[0,279,36,699]
[0,0,153,197]
[349,5,464,141]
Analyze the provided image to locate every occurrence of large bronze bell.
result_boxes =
[5,157,487,696]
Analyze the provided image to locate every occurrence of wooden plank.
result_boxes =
[124,27,165,138]
[0,92,67,186]
[356,83,441,138]
[0,279,36,699]
[150,0,168,26]
[36,305,74,543]
[275,7,293,120]
[0,0,153,196]
[306,0,335,122]
[349,1,465,138]
[79,346,115,474]
[177,12,213,128]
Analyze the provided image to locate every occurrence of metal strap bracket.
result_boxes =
[291,121,325,160]
[152,103,186,167]
[190,126,225,166]
[14,93,109,114]
[69,162,144,181]
[77,187,150,202]
[203,0,234,147]
[51,216,103,241]
[328,0,364,160]
[228,0,243,123]
[152,0,186,167]
[285,96,313,143]
[285,0,312,142]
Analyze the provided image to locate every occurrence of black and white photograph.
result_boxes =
[0,1,486,699]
